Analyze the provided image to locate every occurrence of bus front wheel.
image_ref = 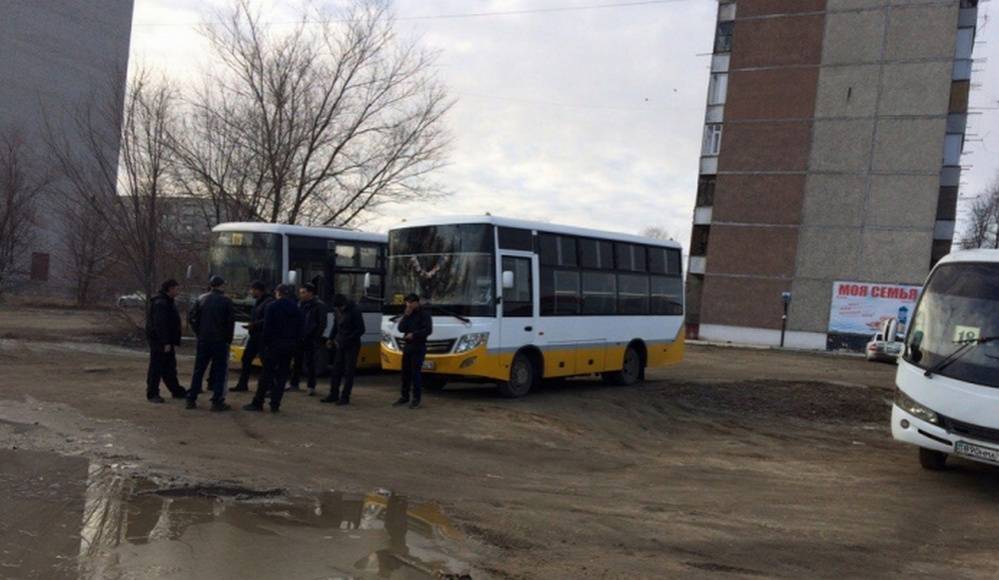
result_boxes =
[919,448,948,470]
[498,353,535,398]
[604,345,643,386]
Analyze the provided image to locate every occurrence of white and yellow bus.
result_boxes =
[379,216,685,397]
[209,222,387,370]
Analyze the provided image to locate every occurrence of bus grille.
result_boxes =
[397,338,455,354]
[939,415,999,446]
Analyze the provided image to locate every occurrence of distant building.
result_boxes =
[686,0,978,350]
[0,0,135,296]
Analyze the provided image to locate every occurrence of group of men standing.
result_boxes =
[145,277,433,413]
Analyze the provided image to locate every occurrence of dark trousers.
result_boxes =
[290,341,319,390]
[401,348,426,402]
[328,343,360,401]
[146,346,185,399]
[235,335,261,389]
[188,340,229,404]
[255,342,294,410]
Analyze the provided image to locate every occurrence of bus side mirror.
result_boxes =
[502,270,515,290]
[287,270,298,286]
[910,330,924,363]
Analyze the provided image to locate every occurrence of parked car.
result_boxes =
[116,291,146,308]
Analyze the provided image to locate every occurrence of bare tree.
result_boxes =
[171,0,451,227]
[961,178,999,250]
[0,130,47,296]
[641,225,673,240]
[57,197,117,306]
[48,68,177,305]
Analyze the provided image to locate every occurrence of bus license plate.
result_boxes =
[954,441,999,464]
[422,360,436,370]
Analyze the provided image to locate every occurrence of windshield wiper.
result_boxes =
[924,336,999,378]
[428,304,471,324]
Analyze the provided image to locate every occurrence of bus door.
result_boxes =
[499,253,538,362]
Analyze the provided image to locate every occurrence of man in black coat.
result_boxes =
[145,279,186,403]
[186,276,236,412]
[289,283,326,396]
[394,293,433,409]
[245,284,302,413]
[321,294,366,405]
[232,281,274,392]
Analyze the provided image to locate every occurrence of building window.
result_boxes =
[690,225,710,257]
[718,2,736,21]
[696,176,716,207]
[30,253,50,282]
[707,73,728,106]
[703,124,723,156]
[956,27,975,60]
[944,133,964,166]
[714,21,733,53]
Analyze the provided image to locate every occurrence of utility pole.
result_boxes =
[780,292,792,348]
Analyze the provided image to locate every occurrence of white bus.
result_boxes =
[209,222,387,370]
[379,216,686,397]
[891,249,999,470]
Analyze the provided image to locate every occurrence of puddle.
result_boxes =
[0,449,480,579]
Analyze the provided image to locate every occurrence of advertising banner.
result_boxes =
[828,281,922,337]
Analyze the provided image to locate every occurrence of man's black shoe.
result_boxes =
[409,400,421,410]
[319,396,337,403]
[270,407,280,414]
[171,391,187,399]
[242,403,264,412]
[392,398,410,407]
[148,396,165,404]
[335,398,350,406]
[185,400,197,410]
[210,403,231,413]
[231,385,249,392]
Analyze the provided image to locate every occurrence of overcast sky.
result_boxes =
[129,0,999,246]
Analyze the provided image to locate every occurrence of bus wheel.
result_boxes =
[498,353,535,398]
[919,448,948,470]
[605,345,643,386]
[424,376,448,392]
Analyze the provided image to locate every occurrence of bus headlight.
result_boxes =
[454,332,489,354]
[894,388,939,425]
[382,333,398,351]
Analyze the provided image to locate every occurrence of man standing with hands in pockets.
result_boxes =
[394,294,432,409]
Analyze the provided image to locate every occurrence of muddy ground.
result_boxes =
[4,306,999,578]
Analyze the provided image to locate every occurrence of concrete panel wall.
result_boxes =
[885,4,958,61]
[706,225,798,278]
[801,175,867,227]
[814,65,881,118]
[731,15,827,68]
[857,230,933,283]
[872,118,947,173]
[866,175,940,228]
[795,227,861,280]
[725,68,820,121]
[700,275,792,329]
[809,120,875,173]
[738,0,826,17]
[719,122,813,172]
[822,11,885,64]
[713,174,806,225]
[788,278,834,333]
[879,62,953,116]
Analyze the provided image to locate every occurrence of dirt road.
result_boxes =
[3,307,999,578]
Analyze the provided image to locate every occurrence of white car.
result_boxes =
[866,331,903,362]
[116,291,147,308]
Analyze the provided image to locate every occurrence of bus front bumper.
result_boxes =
[891,404,953,454]
[380,345,509,381]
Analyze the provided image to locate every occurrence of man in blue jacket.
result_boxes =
[245,284,302,413]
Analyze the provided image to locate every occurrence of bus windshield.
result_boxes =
[904,262,999,388]
[209,231,283,316]
[385,224,495,316]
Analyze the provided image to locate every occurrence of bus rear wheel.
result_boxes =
[498,353,535,398]
[604,345,643,386]
[919,448,948,470]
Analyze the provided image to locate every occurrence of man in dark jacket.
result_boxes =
[289,283,326,396]
[145,279,186,403]
[233,281,274,392]
[245,284,302,413]
[394,294,433,409]
[321,294,366,405]
[186,276,236,412]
